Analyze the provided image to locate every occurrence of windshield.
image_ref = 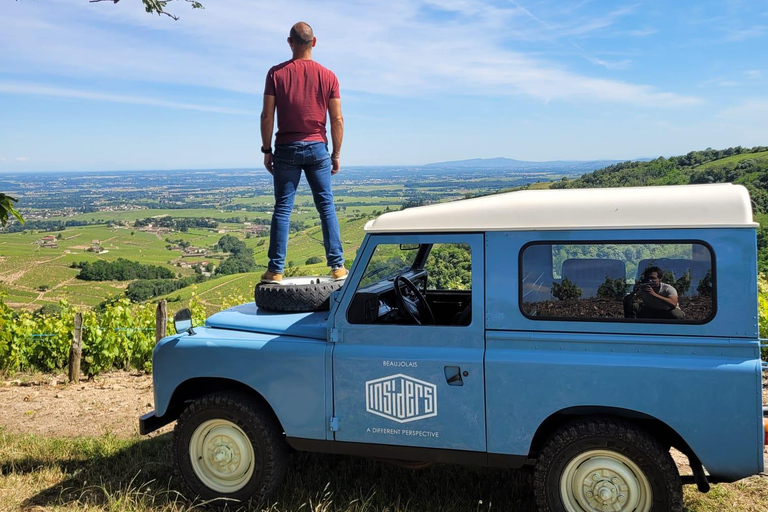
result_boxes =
[358,244,421,288]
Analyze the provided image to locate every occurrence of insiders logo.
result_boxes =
[365,374,437,423]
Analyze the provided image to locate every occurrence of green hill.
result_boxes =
[550,146,768,201]
[544,145,768,269]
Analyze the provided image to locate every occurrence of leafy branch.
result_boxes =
[89,0,204,21]
[0,194,23,227]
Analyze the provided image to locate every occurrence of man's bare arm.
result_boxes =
[261,95,276,174]
[645,288,679,308]
[328,97,344,174]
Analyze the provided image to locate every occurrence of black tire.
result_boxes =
[173,392,289,507]
[534,418,682,512]
[254,278,344,312]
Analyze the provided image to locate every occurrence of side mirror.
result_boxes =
[173,308,195,335]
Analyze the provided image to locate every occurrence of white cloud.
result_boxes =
[699,77,744,88]
[625,28,657,37]
[714,99,768,145]
[719,99,768,120]
[15,157,30,162]
[0,81,255,115]
[0,0,699,108]
[722,25,768,42]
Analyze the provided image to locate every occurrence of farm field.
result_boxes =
[0,183,379,304]
[1,166,502,312]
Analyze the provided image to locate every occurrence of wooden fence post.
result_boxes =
[69,312,83,384]
[156,300,167,344]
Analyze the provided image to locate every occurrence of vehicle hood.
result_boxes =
[205,302,329,340]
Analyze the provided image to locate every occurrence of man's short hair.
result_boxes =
[643,266,664,281]
[290,22,314,45]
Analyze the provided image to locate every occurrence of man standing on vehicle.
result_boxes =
[260,21,346,284]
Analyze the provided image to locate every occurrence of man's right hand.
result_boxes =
[331,155,340,175]
[264,153,274,175]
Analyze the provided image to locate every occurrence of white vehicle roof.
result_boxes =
[364,183,757,233]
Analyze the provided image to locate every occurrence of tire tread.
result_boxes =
[254,280,344,312]
[533,417,683,512]
[172,392,289,507]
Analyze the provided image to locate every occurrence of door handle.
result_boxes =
[444,366,464,386]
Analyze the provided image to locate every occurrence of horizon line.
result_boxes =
[0,157,645,175]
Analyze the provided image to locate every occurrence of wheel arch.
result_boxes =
[163,377,285,433]
[528,406,697,461]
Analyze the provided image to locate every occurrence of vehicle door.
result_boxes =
[329,234,486,452]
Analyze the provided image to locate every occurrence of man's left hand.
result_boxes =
[331,156,340,175]
[264,154,274,175]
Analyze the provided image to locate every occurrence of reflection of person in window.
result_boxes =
[633,266,685,319]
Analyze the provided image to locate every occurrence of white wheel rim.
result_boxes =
[560,449,652,512]
[189,419,256,494]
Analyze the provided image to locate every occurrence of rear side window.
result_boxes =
[520,242,714,323]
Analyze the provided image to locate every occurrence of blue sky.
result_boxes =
[1,0,767,172]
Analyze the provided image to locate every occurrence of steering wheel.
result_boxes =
[393,274,435,326]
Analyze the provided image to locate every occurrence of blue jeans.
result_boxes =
[268,141,344,273]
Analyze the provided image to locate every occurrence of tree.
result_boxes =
[551,278,582,300]
[0,194,23,227]
[597,277,630,301]
[90,0,204,21]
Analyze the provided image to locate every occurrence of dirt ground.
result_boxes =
[0,371,172,438]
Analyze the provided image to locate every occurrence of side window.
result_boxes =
[521,242,714,323]
[357,244,420,289]
[348,243,472,326]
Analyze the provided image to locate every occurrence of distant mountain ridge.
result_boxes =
[422,156,627,172]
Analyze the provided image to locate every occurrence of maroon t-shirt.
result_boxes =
[264,59,340,145]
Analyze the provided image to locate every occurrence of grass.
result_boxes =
[1,428,766,512]
[693,151,768,171]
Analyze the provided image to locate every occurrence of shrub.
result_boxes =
[0,292,207,375]
[551,278,582,300]
[697,270,713,297]
[597,277,630,300]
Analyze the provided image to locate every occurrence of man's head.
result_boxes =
[288,22,316,55]
[642,266,664,289]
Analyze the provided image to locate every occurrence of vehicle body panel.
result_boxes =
[484,227,762,480]
[485,332,762,480]
[152,326,329,440]
[329,233,487,451]
[206,303,328,339]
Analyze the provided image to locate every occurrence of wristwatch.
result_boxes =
[261,146,272,154]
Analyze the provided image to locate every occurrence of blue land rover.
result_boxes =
[140,183,766,512]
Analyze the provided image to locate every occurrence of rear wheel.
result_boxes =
[534,418,682,512]
[173,392,288,507]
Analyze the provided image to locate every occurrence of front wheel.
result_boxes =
[173,392,289,506]
[534,418,682,512]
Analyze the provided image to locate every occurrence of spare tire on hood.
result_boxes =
[254,277,345,312]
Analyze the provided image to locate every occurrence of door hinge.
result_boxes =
[330,328,342,343]
[329,416,341,432]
